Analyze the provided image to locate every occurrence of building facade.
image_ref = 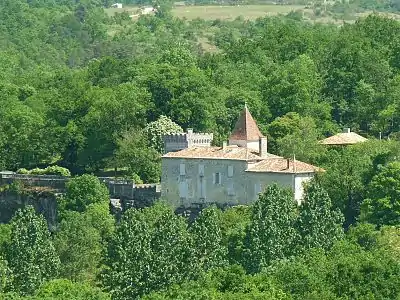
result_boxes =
[161,106,322,208]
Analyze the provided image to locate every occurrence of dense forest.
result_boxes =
[2,0,400,298]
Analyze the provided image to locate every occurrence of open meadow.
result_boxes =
[106,4,306,20]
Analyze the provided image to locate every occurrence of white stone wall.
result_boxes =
[294,173,314,204]
[161,158,248,207]
[228,140,259,152]
[161,158,311,208]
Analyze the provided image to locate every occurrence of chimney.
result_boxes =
[222,141,227,149]
[343,128,350,133]
[187,128,193,134]
[286,158,290,170]
[259,137,268,158]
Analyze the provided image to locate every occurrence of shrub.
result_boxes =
[16,168,29,175]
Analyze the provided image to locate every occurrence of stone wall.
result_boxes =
[121,184,161,211]
[0,188,58,230]
[161,157,307,209]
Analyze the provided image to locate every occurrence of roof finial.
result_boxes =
[244,101,248,109]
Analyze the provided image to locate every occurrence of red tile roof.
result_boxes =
[229,106,264,141]
[162,146,261,160]
[247,158,324,174]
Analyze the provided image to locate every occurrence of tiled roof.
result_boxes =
[163,146,321,174]
[162,146,261,160]
[319,132,367,145]
[229,106,264,141]
[247,158,323,174]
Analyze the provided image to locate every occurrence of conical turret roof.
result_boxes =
[229,105,264,141]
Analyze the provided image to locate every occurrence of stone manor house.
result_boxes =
[161,106,322,208]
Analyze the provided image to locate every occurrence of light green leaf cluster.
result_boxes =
[143,115,183,153]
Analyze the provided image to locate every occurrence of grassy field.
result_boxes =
[105,4,306,20]
[172,4,305,20]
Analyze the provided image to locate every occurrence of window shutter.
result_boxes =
[219,173,222,185]
[199,164,204,176]
[228,165,233,177]
[180,163,185,175]
[213,173,216,184]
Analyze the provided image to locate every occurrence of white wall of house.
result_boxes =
[161,158,308,208]
[294,173,314,204]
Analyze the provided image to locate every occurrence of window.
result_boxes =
[227,182,235,196]
[199,164,204,176]
[180,163,185,176]
[228,165,233,178]
[179,181,188,198]
[213,172,222,185]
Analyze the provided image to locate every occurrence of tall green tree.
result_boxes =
[54,211,102,283]
[360,161,400,226]
[296,181,344,252]
[6,206,60,295]
[189,206,227,271]
[102,203,196,299]
[115,129,161,183]
[244,184,298,273]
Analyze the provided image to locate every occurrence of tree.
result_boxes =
[267,112,328,162]
[219,206,251,265]
[102,203,197,299]
[244,184,298,273]
[6,206,60,295]
[360,161,400,226]
[262,54,329,121]
[296,181,344,253]
[0,257,11,294]
[32,279,110,300]
[189,206,227,271]
[317,140,400,228]
[61,174,109,213]
[53,211,102,283]
[115,129,161,183]
[143,115,183,153]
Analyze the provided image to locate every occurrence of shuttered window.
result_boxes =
[180,163,185,175]
[228,165,233,177]
[199,164,204,176]
[213,172,222,185]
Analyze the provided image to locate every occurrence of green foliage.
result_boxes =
[296,181,344,252]
[144,265,290,300]
[62,174,109,213]
[317,140,400,227]
[219,206,251,265]
[143,115,183,153]
[189,206,227,271]
[53,211,103,283]
[115,130,161,183]
[102,203,197,299]
[32,279,110,300]
[267,112,327,162]
[360,161,400,226]
[16,166,71,177]
[244,184,298,273]
[6,206,60,296]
